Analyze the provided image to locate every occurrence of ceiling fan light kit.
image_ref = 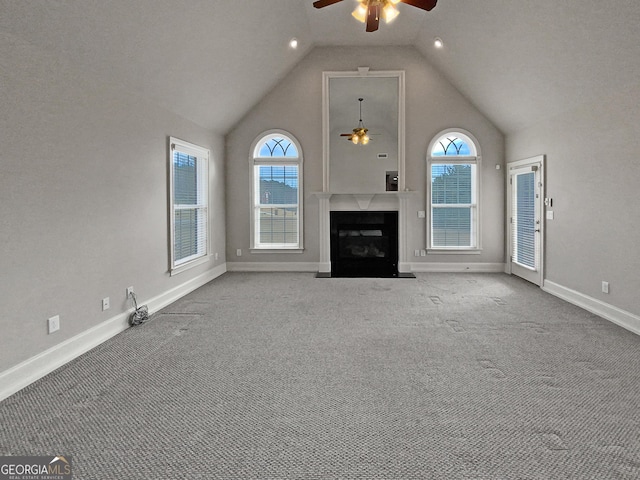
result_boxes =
[341,98,371,146]
[313,0,437,32]
[352,0,399,25]
[352,130,370,145]
[383,2,401,23]
[351,3,368,23]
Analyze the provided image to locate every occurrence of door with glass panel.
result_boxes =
[508,157,543,285]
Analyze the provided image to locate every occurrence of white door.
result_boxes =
[508,156,544,285]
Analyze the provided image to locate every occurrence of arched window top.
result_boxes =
[254,133,299,158]
[430,131,477,157]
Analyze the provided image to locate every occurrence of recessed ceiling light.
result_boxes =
[289,38,298,49]
[434,37,443,49]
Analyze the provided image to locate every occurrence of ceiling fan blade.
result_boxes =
[366,4,380,32]
[400,0,438,11]
[313,0,344,8]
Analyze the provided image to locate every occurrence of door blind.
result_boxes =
[512,171,536,269]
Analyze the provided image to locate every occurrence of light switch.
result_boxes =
[417,211,426,218]
[546,211,554,220]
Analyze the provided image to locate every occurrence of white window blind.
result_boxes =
[255,164,299,247]
[170,138,208,273]
[431,164,476,248]
[513,171,536,269]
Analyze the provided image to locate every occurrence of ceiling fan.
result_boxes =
[313,0,438,32]
[341,98,372,145]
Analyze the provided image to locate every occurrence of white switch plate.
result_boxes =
[102,297,110,311]
[48,315,60,334]
[546,211,554,220]
[417,211,426,219]
[602,281,610,294]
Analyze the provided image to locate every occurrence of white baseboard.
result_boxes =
[0,263,227,402]
[0,310,132,404]
[398,262,412,274]
[227,262,320,272]
[318,262,331,274]
[145,263,227,313]
[410,262,506,273]
[543,280,640,336]
[226,262,506,274]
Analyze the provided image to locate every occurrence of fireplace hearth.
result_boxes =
[330,211,398,278]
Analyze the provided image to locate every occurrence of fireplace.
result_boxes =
[330,211,398,278]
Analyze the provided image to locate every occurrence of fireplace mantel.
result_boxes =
[313,191,415,274]
[314,191,414,209]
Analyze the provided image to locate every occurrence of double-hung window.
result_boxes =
[427,130,481,252]
[169,137,209,274]
[250,131,303,252]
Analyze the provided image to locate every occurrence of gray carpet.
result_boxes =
[1,272,639,479]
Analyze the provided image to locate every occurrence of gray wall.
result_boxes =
[0,31,226,372]
[506,84,640,316]
[226,46,504,266]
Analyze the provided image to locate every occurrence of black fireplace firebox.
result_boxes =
[330,211,398,278]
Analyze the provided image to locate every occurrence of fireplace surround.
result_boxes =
[330,211,398,278]
[314,192,413,277]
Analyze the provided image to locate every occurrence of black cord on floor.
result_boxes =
[129,292,149,326]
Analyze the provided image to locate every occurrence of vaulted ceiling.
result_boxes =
[1,0,639,135]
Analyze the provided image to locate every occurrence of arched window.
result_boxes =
[250,131,304,252]
[427,130,481,251]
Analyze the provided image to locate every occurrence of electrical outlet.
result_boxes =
[214,252,219,261]
[236,249,242,257]
[602,281,610,294]
[126,286,134,298]
[102,297,110,311]
[414,249,420,257]
[420,250,427,257]
[48,315,60,334]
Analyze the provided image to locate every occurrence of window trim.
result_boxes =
[426,129,482,253]
[249,130,304,253]
[169,137,210,275]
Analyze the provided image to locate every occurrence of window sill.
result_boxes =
[427,249,482,255]
[250,248,304,254]
[170,254,211,276]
